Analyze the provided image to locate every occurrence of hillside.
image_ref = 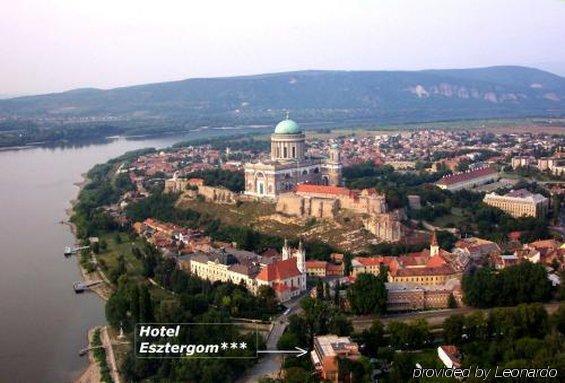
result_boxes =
[1,66,564,125]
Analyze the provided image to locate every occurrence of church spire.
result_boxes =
[430,230,438,246]
[430,230,440,256]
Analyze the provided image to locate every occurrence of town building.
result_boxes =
[437,345,461,368]
[386,280,461,311]
[255,240,307,302]
[244,116,342,198]
[311,335,360,383]
[305,260,344,277]
[351,231,466,285]
[435,166,499,191]
[189,240,306,302]
[483,189,549,218]
[454,237,501,261]
[511,156,536,169]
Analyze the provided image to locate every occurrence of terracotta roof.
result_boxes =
[528,239,559,250]
[295,184,351,196]
[394,264,455,277]
[436,166,497,186]
[306,260,328,269]
[354,256,399,273]
[426,254,447,268]
[256,258,302,281]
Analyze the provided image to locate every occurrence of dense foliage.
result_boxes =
[462,262,553,308]
[443,304,565,383]
[347,272,388,315]
[187,168,245,192]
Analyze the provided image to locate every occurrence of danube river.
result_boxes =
[0,129,265,382]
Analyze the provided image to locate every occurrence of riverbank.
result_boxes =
[73,328,102,383]
[69,174,115,382]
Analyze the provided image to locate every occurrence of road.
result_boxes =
[237,295,305,383]
[350,301,562,331]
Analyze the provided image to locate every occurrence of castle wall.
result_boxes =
[198,185,238,204]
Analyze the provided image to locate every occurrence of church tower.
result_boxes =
[430,230,440,257]
[325,143,342,186]
[295,240,306,274]
[282,238,291,260]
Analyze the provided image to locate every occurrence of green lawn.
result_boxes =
[96,232,145,277]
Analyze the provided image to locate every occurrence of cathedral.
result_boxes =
[244,116,342,198]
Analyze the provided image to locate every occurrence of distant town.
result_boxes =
[71,118,564,383]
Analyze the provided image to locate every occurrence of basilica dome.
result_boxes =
[274,118,301,134]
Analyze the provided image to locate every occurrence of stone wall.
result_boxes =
[363,210,405,242]
[275,194,339,219]
[198,185,238,204]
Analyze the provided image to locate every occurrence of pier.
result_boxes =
[73,280,102,293]
[64,245,89,256]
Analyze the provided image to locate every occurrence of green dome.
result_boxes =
[274,119,301,134]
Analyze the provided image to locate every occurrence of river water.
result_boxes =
[0,129,265,382]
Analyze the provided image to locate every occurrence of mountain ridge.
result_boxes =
[1,66,564,125]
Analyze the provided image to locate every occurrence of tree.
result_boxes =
[357,319,384,357]
[129,285,140,325]
[257,286,278,314]
[139,285,154,323]
[553,304,565,335]
[463,262,552,308]
[315,278,325,300]
[388,319,430,350]
[443,314,465,344]
[110,253,127,283]
[347,273,387,315]
[333,282,341,307]
[300,297,332,346]
[447,293,458,308]
[106,290,129,329]
[328,313,353,336]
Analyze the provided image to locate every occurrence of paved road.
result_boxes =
[237,296,305,383]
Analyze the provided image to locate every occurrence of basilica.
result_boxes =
[244,116,342,198]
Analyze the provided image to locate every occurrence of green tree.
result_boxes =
[139,285,154,323]
[347,273,387,315]
[443,314,465,344]
[357,319,384,357]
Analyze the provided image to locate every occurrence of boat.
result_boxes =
[73,281,87,293]
[64,246,73,256]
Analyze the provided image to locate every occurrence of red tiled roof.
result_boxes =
[295,184,351,196]
[306,260,328,269]
[436,167,497,186]
[528,239,559,250]
[426,254,447,268]
[355,256,399,273]
[256,258,302,281]
[394,264,455,277]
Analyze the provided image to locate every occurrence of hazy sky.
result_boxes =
[1,0,564,95]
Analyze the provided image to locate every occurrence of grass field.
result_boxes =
[96,232,145,278]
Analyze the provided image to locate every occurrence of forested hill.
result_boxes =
[1,66,564,124]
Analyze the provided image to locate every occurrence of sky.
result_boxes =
[1,0,564,95]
